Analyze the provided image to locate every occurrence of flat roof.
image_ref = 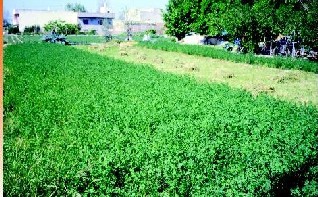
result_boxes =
[12,9,115,19]
[78,12,115,18]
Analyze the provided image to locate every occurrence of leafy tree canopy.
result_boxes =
[44,20,80,35]
[65,3,87,12]
[163,0,318,52]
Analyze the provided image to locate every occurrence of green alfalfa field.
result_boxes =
[82,41,318,106]
[3,43,318,196]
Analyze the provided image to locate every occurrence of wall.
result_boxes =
[13,9,78,32]
[139,8,163,23]
[112,20,125,35]
[113,8,164,35]
[130,23,164,34]
[112,21,165,35]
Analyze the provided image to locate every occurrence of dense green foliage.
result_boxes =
[44,20,80,34]
[145,29,157,35]
[139,41,318,73]
[164,0,200,40]
[23,25,41,34]
[7,25,19,34]
[4,43,318,196]
[164,0,318,51]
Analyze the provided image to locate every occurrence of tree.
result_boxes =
[202,0,278,52]
[44,20,80,34]
[65,3,87,12]
[121,7,133,41]
[102,18,112,41]
[164,0,318,52]
[275,0,318,47]
[163,0,200,40]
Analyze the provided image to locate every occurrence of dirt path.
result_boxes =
[78,42,318,106]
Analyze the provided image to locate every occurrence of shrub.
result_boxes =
[65,24,80,35]
[146,29,156,35]
[23,25,41,34]
[8,25,19,34]
[88,29,97,35]
[44,20,80,35]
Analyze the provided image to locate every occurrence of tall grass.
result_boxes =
[139,41,318,73]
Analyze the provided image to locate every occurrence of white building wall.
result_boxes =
[79,24,103,35]
[13,9,78,32]
[126,8,163,24]
[99,3,112,14]
[116,8,164,34]
[112,20,125,34]
[126,9,141,22]
[140,9,163,23]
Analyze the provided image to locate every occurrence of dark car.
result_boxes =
[204,35,228,45]
[41,33,69,45]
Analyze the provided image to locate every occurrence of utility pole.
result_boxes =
[123,7,132,41]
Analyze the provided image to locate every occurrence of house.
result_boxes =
[77,3,115,35]
[12,4,115,35]
[78,12,115,35]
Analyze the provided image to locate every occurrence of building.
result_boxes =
[12,9,78,32]
[78,12,115,35]
[112,20,125,35]
[113,8,165,35]
[126,8,163,24]
[12,4,115,35]
[126,8,164,34]
[77,3,115,35]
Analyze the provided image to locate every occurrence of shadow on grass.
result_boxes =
[270,156,318,196]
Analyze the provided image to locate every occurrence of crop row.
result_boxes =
[138,41,318,73]
[66,35,106,44]
[4,43,318,196]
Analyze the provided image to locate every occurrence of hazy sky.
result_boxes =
[3,0,168,20]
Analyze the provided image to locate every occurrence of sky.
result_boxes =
[3,0,169,21]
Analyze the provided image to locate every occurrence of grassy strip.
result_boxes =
[4,35,42,44]
[66,35,106,44]
[21,35,42,43]
[4,43,318,196]
[138,41,318,73]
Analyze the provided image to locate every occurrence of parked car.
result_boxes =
[182,32,205,45]
[204,36,221,45]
